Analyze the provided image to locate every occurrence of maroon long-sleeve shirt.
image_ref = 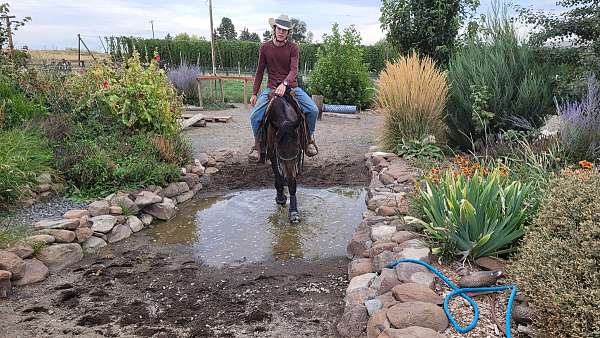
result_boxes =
[252,40,299,96]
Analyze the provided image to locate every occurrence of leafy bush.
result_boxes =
[395,138,444,161]
[446,6,553,149]
[508,172,600,337]
[557,74,600,160]
[0,129,53,206]
[418,161,532,260]
[376,53,448,150]
[309,24,371,108]
[0,74,47,129]
[168,62,201,104]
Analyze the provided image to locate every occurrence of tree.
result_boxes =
[217,17,236,40]
[290,18,308,42]
[239,27,251,41]
[0,3,30,49]
[262,30,272,42]
[306,31,314,43]
[249,32,261,42]
[380,0,479,64]
[174,33,206,42]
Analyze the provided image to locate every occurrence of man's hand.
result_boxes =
[275,83,286,96]
[250,95,257,106]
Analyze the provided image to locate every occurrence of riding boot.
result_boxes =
[248,136,261,163]
[306,136,319,157]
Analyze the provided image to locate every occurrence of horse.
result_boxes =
[259,92,307,223]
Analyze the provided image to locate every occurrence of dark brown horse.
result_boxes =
[260,93,307,223]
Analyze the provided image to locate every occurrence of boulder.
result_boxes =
[394,261,429,282]
[344,287,378,311]
[368,193,403,211]
[6,245,34,259]
[409,271,437,288]
[372,251,402,273]
[376,292,399,309]
[36,173,52,185]
[82,237,107,252]
[175,191,195,204]
[88,200,110,217]
[33,218,79,230]
[90,215,118,233]
[25,234,55,245]
[197,152,210,166]
[376,206,399,217]
[79,215,90,227]
[384,165,414,183]
[371,225,397,242]
[371,241,397,257]
[140,213,153,226]
[381,326,446,338]
[391,283,443,304]
[379,173,396,186]
[367,309,390,338]
[347,273,377,294]
[391,231,419,244]
[0,270,11,298]
[13,259,49,286]
[192,183,203,194]
[205,167,219,175]
[63,209,89,219]
[134,191,162,207]
[365,298,383,316]
[475,257,507,272]
[127,216,144,233]
[110,195,140,215]
[397,247,430,264]
[182,173,201,189]
[75,227,94,243]
[337,304,369,337]
[161,182,189,198]
[386,302,448,332]
[36,244,83,272]
[33,183,51,193]
[0,251,26,280]
[191,165,205,175]
[348,258,374,279]
[144,201,176,220]
[347,231,372,259]
[107,224,132,243]
[396,239,428,250]
[109,206,123,215]
[37,229,76,243]
[370,268,401,294]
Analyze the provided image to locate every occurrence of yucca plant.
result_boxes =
[376,53,448,152]
[419,168,532,260]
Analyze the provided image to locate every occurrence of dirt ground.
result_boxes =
[1,106,383,338]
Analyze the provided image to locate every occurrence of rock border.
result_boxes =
[0,149,237,297]
[337,150,449,338]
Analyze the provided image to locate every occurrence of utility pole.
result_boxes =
[1,15,16,58]
[150,20,155,39]
[208,0,216,75]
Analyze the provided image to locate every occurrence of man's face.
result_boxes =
[274,26,289,41]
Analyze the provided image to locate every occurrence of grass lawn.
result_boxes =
[199,77,268,104]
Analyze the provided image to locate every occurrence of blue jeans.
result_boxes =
[250,87,318,137]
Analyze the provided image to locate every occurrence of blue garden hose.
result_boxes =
[386,259,517,338]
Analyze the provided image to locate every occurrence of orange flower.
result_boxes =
[579,160,593,169]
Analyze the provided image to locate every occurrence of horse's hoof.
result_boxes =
[289,211,301,223]
[276,195,287,206]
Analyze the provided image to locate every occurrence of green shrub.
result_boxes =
[508,173,600,337]
[418,166,532,260]
[309,24,371,108]
[0,129,53,206]
[0,74,47,129]
[446,6,553,149]
[376,53,448,150]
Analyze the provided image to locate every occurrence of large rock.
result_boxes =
[371,225,397,242]
[175,190,195,204]
[397,247,430,263]
[37,229,76,243]
[384,165,414,183]
[90,215,118,233]
[347,231,372,259]
[380,327,446,338]
[475,256,507,272]
[0,270,11,298]
[83,236,107,252]
[6,245,34,259]
[367,309,390,338]
[348,258,374,279]
[386,302,448,332]
[140,213,153,226]
[394,261,429,282]
[191,164,205,175]
[409,271,437,288]
[391,231,419,244]
[110,195,140,215]
[376,206,400,217]
[198,153,210,166]
[182,173,200,189]
[134,191,162,207]
[25,234,55,245]
[365,298,383,316]
[108,224,132,243]
[161,182,189,198]
[75,227,94,243]
[337,304,369,337]
[371,241,397,257]
[109,206,123,215]
[33,218,79,230]
[376,292,399,309]
[391,283,443,304]
[144,200,176,220]
[13,259,49,286]
[347,273,377,294]
[344,287,378,311]
[372,251,402,273]
[370,268,401,294]
[367,193,406,211]
[0,251,26,280]
[88,200,110,217]
[36,173,53,185]
[36,244,83,272]
[205,167,219,175]
[63,209,89,219]
[127,216,144,232]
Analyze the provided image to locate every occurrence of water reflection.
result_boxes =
[150,187,365,267]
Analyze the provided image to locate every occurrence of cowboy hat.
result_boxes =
[268,14,293,31]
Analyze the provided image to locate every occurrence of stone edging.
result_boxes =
[336,150,449,338]
[0,149,237,297]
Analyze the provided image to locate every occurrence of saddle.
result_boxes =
[257,90,309,164]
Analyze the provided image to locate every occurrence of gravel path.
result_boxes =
[0,197,85,230]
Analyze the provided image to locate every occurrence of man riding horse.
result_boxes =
[248,14,319,162]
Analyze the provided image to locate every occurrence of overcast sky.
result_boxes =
[10,0,560,51]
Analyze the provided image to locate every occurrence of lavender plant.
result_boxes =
[167,62,202,104]
[557,75,600,160]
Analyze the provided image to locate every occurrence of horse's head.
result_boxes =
[271,96,301,178]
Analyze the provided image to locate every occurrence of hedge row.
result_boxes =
[106,37,397,74]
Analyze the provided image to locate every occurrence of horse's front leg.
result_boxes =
[271,156,287,206]
[287,176,300,223]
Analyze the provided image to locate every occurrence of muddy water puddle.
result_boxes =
[149,187,365,267]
